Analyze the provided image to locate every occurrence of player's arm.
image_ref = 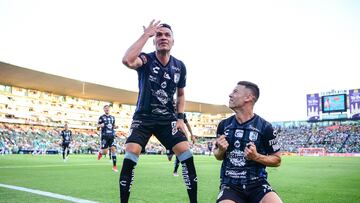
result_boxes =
[185,122,196,144]
[214,135,228,160]
[122,20,160,70]
[97,117,104,130]
[176,88,188,137]
[213,120,228,160]
[245,143,281,167]
[245,124,281,167]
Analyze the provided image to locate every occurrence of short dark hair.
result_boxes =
[103,104,110,109]
[237,81,260,103]
[159,23,172,31]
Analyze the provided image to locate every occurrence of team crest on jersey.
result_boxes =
[249,131,258,141]
[161,81,167,89]
[235,129,244,138]
[174,73,180,84]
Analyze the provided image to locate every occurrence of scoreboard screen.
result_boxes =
[321,94,347,113]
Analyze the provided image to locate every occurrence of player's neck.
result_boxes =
[234,108,254,124]
[155,51,170,66]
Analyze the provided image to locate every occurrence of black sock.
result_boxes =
[119,158,136,203]
[174,157,180,173]
[66,149,69,157]
[62,149,65,159]
[181,157,198,203]
[112,155,117,166]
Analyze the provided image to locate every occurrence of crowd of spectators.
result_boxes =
[1,122,359,156]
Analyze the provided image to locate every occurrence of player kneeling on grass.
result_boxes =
[214,81,283,203]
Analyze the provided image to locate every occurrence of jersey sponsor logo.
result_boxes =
[152,66,160,74]
[163,72,170,80]
[154,89,169,105]
[174,73,180,84]
[234,140,241,148]
[269,138,277,146]
[249,131,258,141]
[225,170,247,179]
[161,81,167,89]
[249,125,261,133]
[152,108,169,115]
[149,75,157,83]
[228,149,246,167]
[272,144,280,151]
[171,65,180,71]
[171,121,178,135]
[262,184,273,193]
[235,129,244,138]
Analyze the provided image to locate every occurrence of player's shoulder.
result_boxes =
[170,55,186,68]
[219,115,235,128]
[253,114,273,133]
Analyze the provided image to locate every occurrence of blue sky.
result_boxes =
[0,0,359,121]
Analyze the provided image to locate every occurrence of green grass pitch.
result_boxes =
[0,155,359,202]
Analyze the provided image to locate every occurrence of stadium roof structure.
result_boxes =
[0,61,232,114]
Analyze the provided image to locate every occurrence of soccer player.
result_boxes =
[32,136,40,155]
[97,104,118,172]
[60,123,72,161]
[214,81,283,203]
[120,20,198,203]
[0,138,6,155]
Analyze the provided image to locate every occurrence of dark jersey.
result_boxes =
[134,52,187,121]
[60,130,72,144]
[98,114,116,138]
[216,114,280,186]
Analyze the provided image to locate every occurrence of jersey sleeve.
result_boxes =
[177,61,187,88]
[216,120,225,138]
[137,52,148,73]
[262,124,280,154]
[98,116,103,125]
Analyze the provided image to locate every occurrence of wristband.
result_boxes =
[177,113,185,120]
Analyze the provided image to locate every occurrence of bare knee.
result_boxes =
[259,192,282,203]
[125,143,142,156]
[218,200,236,203]
[172,141,190,156]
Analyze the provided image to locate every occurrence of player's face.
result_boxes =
[154,27,174,52]
[228,85,253,109]
[64,124,68,130]
[104,106,110,114]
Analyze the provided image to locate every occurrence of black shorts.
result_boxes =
[101,136,116,149]
[216,180,276,203]
[62,142,70,148]
[126,119,188,150]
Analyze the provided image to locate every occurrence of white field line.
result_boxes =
[0,183,98,203]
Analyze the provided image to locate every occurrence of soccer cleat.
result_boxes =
[97,151,102,160]
[112,166,118,172]
[173,172,179,177]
